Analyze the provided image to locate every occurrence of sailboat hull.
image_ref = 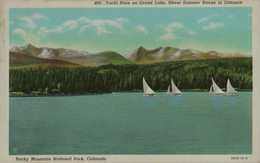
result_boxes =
[168,93,182,96]
[210,93,225,96]
[143,94,156,97]
[225,93,238,96]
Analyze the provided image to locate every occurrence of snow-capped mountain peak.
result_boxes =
[125,48,140,60]
[152,47,165,59]
[38,49,56,59]
[10,46,20,53]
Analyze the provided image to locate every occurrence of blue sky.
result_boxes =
[9,8,252,55]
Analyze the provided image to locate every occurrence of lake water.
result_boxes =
[9,92,252,155]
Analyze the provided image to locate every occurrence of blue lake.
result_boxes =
[9,92,252,155]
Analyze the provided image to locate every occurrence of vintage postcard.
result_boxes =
[0,0,260,162]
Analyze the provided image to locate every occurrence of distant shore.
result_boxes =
[9,92,106,97]
[9,89,252,97]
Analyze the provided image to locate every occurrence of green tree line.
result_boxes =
[9,58,252,94]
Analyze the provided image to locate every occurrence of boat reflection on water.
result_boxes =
[143,96,157,108]
[168,94,184,107]
[227,94,239,106]
[210,96,225,109]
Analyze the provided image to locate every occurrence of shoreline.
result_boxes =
[9,90,252,97]
[9,93,106,97]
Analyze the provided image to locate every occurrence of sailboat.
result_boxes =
[166,85,171,95]
[210,78,225,96]
[143,77,156,97]
[171,79,182,95]
[226,79,238,96]
[209,85,213,94]
[166,79,182,96]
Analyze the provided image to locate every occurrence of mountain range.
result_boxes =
[9,44,251,68]
[10,44,132,68]
[125,46,251,63]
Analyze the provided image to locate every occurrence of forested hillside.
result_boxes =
[9,58,252,94]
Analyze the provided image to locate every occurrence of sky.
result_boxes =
[9,8,252,55]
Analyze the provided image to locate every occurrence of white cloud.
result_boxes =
[160,28,175,40]
[96,26,111,36]
[188,30,196,36]
[32,13,48,20]
[198,17,210,24]
[17,13,48,30]
[12,28,40,44]
[227,14,235,18]
[159,22,195,40]
[38,26,62,36]
[203,22,224,30]
[86,18,127,30]
[17,16,35,30]
[91,19,121,29]
[135,26,148,34]
[116,17,129,23]
[197,14,218,24]
[168,22,184,29]
[35,16,129,36]
[63,20,78,29]
[16,16,129,36]
[15,16,129,39]
[78,17,91,23]
[64,16,130,35]
[13,28,27,39]
[38,27,48,35]
[80,25,91,32]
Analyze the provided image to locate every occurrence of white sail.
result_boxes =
[143,78,156,96]
[166,85,171,94]
[209,85,213,94]
[226,79,238,95]
[171,79,182,95]
[211,78,224,95]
